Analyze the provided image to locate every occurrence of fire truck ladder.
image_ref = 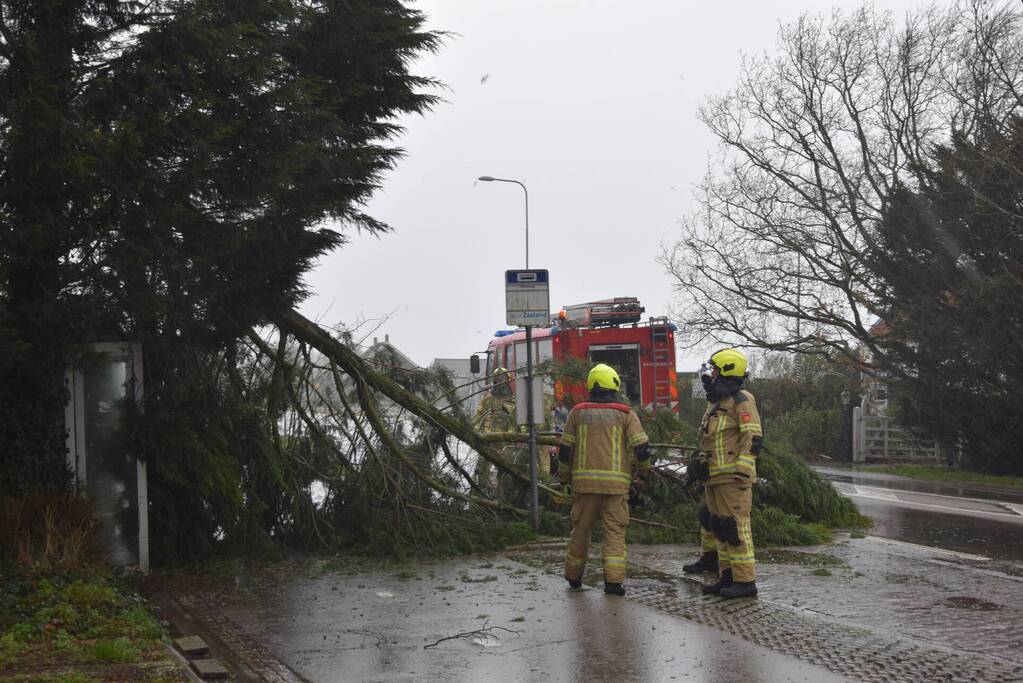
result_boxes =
[649,316,673,410]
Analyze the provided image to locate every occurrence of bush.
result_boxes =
[90,637,140,663]
[753,506,831,545]
[756,447,868,528]
[0,488,98,572]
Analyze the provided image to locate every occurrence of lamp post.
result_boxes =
[840,389,852,462]
[478,175,539,530]
[478,176,530,268]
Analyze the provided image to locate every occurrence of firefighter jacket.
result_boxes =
[559,399,650,495]
[698,389,762,486]
[474,392,516,434]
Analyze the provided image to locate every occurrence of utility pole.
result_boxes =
[480,176,541,530]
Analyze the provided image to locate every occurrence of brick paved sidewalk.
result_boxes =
[511,535,1023,683]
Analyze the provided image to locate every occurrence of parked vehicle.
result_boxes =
[482,297,679,414]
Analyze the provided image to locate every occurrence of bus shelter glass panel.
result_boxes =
[65,344,147,571]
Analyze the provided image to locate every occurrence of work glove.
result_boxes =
[687,459,710,482]
[628,483,643,510]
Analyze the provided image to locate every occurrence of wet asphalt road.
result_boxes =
[210,558,847,683]
[818,468,1023,563]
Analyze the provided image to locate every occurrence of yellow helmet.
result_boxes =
[709,348,748,377]
[587,363,621,392]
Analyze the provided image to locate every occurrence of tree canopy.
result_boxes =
[0,0,440,493]
[664,0,1023,472]
[867,119,1023,472]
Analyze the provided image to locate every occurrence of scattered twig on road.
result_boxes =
[345,628,391,648]
[423,621,521,649]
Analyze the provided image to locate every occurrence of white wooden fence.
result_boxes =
[851,394,943,463]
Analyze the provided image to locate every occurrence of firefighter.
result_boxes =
[558,363,652,596]
[692,348,762,599]
[473,368,516,493]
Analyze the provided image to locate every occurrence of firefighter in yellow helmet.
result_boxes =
[473,368,516,494]
[689,348,762,599]
[558,363,651,596]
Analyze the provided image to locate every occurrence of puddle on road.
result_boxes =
[941,596,1002,611]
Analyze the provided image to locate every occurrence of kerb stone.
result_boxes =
[174,635,210,657]
[192,657,230,680]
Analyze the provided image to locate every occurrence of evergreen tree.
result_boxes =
[869,118,1023,473]
[0,1,439,496]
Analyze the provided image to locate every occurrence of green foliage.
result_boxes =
[747,354,859,460]
[0,573,167,675]
[637,408,698,449]
[756,448,868,529]
[865,465,1023,490]
[89,637,140,663]
[61,581,120,611]
[866,119,1023,475]
[752,506,830,546]
[626,435,866,547]
[0,1,441,500]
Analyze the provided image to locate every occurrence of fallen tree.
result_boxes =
[190,308,863,557]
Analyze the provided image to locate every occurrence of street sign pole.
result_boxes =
[505,269,549,532]
[526,325,538,530]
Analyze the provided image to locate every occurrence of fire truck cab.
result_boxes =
[483,297,679,413]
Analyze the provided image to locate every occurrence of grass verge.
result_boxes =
[0,572,188,683]
[863,464,1023,490]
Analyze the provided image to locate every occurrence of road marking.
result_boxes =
[923,558,1023,583]
[824,475,1023,508]
[841,486,1023,520]
[849,485,899,501]
[866,536,991,561]
[1001,503,1023,517]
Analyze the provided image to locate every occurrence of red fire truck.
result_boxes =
[483,297,679,413]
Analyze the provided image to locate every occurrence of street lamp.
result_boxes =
[477,175,540,530]
[840,390,852,462]
[477,176,530,268]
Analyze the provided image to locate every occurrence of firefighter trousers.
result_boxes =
[701,527,717,554]
[704,479,755,582]
[564,493,629,584]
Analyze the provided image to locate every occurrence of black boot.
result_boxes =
[683,551,719,574]
[702,569,733,595]
[604,582,626,596]
[567,577,582,589]
[720,581,757,599]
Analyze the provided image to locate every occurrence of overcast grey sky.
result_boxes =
[299,0,926,370]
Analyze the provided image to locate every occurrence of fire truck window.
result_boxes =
[538,339,553,362]
[514,342,527,370]
[486,350,494,379]
[538,340,554,389]
[504,346,513,371]
[588,346,642,405]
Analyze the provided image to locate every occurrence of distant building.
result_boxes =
[431,358,485,418]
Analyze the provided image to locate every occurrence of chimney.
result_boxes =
[373,337,378,345]
[385,334,390,343]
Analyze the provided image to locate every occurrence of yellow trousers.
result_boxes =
[564,493,629,583]
[704,479,755,582]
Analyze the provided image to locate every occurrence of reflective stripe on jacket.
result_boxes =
[698,390,762,486]
[560,401,649,495]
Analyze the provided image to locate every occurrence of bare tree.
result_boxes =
[663,0,1023,369]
